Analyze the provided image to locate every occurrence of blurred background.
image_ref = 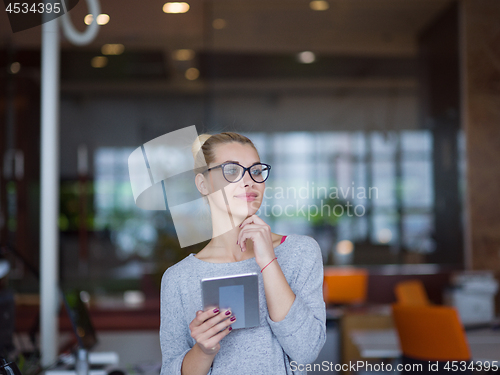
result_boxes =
[0,0,499,374]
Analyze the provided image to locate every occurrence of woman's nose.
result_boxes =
[241,169,254,185]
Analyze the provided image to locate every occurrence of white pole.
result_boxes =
[40,15,60,367]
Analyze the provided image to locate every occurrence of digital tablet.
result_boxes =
[201,272,260,330]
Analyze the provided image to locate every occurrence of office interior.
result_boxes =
[1,0,500,374]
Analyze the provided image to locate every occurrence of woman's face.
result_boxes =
[197,142,265,221]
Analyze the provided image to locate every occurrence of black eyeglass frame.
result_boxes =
[203,162,272,183]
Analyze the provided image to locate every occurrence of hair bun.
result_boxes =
[192,134,212,169]
[192,134,211,155]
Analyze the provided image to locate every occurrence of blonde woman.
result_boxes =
[160,132,326,375]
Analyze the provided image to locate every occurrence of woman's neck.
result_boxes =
[195,233,283,263]
[205,232,255,263]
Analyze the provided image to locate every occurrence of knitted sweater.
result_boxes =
[159,233,326,375]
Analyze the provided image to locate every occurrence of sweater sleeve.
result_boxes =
[265,236,326,365]
[159,267,194,375]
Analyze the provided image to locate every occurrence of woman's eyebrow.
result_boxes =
[221,160,261,165]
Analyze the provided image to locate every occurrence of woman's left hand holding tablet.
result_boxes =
[237,214,275,269]
[189,308,235,356]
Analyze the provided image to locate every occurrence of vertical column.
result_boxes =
[40,15,60,366]
[462,1,500,292]
[418,2,463,265]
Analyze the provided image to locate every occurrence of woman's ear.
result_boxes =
[195,173,210,196]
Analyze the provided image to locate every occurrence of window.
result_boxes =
[248,130,436,261]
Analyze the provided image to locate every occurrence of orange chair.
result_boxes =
[323,267,368,305]
[394,279,430,305]
[391,304,471,362]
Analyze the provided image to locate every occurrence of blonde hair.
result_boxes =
[191,132,259,202]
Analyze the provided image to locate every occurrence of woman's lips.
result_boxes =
[235,194,257,202]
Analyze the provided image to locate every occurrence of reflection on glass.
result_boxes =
[401,130,432,154]
[94,147,157,260]
[371,131,397,160]
[402,160,433,207]
[371,162,396,206]
[86,129,443,287]
[403,214,435,253]
[371,213,398,245]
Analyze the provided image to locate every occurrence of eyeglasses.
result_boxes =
[203,162,271,183]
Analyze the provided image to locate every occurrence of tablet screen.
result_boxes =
[219,285,246,329]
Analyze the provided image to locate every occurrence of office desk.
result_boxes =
[338,305,394,369]
[15,298,160,332]
[350,328,500,362]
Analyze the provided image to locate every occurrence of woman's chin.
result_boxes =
[235,201,260,213]
[232,207,257,221]
[233,211,252,220]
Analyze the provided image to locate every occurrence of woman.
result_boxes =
[160,132,326,375]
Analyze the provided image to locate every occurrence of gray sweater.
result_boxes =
[159,233,326,375]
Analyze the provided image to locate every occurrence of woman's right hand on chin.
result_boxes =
[189,308,236,356]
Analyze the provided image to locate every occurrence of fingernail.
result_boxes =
[225,310,231,316]
[213,308,219,314]
[229,326,232,331]
[230,316,236,321]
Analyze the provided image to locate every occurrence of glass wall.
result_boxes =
[1,1,463,294]
[39,126,462,293]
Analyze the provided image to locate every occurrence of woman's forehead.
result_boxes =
[213,143,259,165]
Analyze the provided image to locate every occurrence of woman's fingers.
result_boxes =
[205,313,235,337]
[239,214,263,228]
[191,307,220,327]
[189,307,236,355]
[237,226,258,252]
[203,324,235,350]
[198,315,236,349]
[191,309,233,336]
[196,309,233,338]
[238,226,268,252]
[204,310,231,330]
[200,319,236,348]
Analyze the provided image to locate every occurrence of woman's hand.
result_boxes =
[188,308,236,356]
[237,214,276,269]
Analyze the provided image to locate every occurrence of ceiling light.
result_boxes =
[378,228,392,244]
[336,240,353,255]
[185,67,199,80]
[102,44,125,55]
[310,1,329,11]
[97,14,110,25]
[163,2,190,14]
[124,290,145,306]
[84,14,93,25]
[212,18,226,29]
[172,49,195,61]
[9,62,21,74]
[297,51,315,64]
[91,56,108,68]
[84,14,110,25]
